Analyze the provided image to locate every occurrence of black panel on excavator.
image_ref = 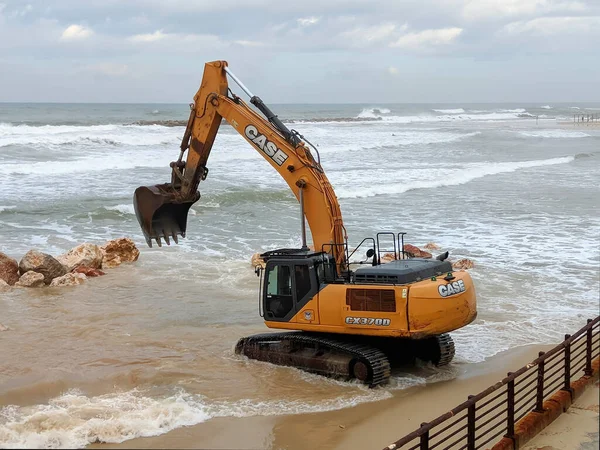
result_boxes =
[353,259,453,285]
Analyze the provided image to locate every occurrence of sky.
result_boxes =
[0,0,599,103]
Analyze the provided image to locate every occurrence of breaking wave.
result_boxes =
[519,130,590,138]
[432,108,465,114]
[337,156,575,199]
[0,123,180,148]
[0,387,391,448]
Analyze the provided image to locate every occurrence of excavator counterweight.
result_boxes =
[133,61,477,386]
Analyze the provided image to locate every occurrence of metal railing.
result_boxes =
[385,316,600,450]
[572,113,599,124]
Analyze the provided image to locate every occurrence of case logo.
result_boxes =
[438,280,466,297]
[244,125,289,166]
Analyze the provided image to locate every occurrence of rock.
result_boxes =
[251,253,265,269]
[19,250,67,284]
[56,243,104,272]
[403,244,432,259]
[0,279,11,292]
[423,242,441,251]
[452,258,475,270]
[72,266,105,277]
[0,323,9,332]
[380,252,396,263]
[101,238,140,268]
[0,252,20,285]
[15,271,45,288]
[49,272,87,287]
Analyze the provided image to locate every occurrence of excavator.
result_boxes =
[133,61,477,387]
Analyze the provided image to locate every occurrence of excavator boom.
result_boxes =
[134,61,347,269]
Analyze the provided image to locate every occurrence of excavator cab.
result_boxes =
[261,249,332,322]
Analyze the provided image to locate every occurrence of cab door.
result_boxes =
[263,263,296,322]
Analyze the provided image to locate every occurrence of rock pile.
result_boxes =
[0,238,139,290]
[249,242,476,271]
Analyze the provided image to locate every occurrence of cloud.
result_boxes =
[462,0,587,20]
[388,66,399,75]
[501,15,600,35]
[297,16,320,27]
[233,40,265,47]
[391,27,463,49]
[340,23,399,47]
[60,24,93,41]
[129,29,167,43]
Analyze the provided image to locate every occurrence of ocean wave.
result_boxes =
[519,130,590,138]
[0,154,170,176]
[104,204,136,215]
[499,108,526,113]
[0,206,16,213]
[336,156,575,199]
[357,107,391,119]
[540,105,553,109]
[0,387,390,448]
[0,123,180,148]
[432,108,465,114]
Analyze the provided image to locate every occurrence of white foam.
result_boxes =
[104,204,135,215]
[356,107,390,118]
[0,387,391,449]
[432,108,465,114]
[519,130,590,138]
[336,156,574,199]
[0,206,15,213]
[0,123,181,148]
[499,108,526,113]
[540,105,553,109]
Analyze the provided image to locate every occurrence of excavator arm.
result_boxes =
[134,60,348,268]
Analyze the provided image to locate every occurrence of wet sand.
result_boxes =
[92,344,560,449]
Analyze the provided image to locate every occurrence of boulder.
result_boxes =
[380,253,396,263]
[0,252,20,286]
[403,244,432,259]
[0,323,9,332]
[49,272,87,287]
[15,271,45,288]
[101,238,140,268]
[0,279,11,292]
[72,266,105,277]
[423,242,441,251]
[56,243,104,272]
[251,253,265,269]
[452,258,475,270]
[19,251,66,284]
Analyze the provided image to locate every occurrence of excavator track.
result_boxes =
[412,333,455,367]
[235,332,391,387]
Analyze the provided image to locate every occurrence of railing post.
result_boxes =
[468,395,476,450]
[585,319,593,376]
[562,334,572,396]
[420,423,429,450]
[534,351,545,413]
[505,373,515,441]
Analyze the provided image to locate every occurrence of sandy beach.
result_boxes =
[87,342,597,450]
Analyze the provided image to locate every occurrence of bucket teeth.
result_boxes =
[156,237,162,247]
[145,236,152,248]
[172,234,179,244]
[163,232,170,246]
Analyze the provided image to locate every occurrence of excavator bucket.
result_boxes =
[133,184,200,247]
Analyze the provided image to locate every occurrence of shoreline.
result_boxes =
[89,343,562,449]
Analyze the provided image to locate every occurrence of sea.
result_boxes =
[1,102,599,448]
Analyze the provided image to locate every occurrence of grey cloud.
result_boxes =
[0,0,599,102]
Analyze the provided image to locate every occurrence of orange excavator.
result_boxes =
[134,61,477,386]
